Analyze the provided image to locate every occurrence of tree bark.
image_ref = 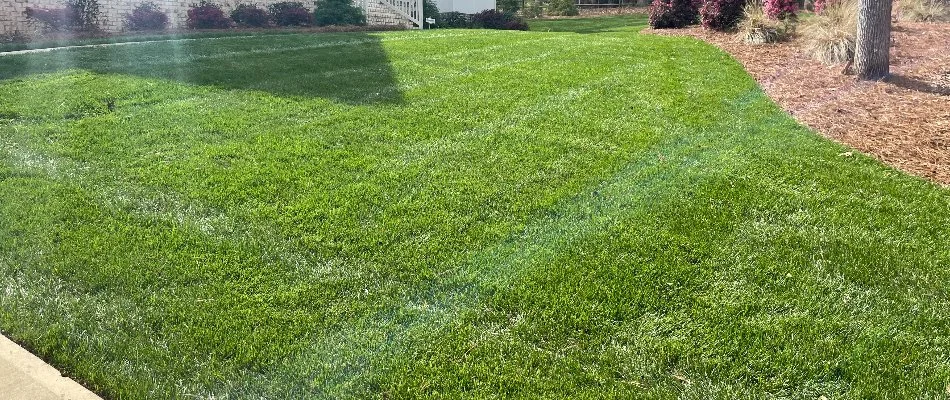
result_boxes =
[854,0,893,80]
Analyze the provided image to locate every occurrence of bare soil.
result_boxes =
[652,22,950,185]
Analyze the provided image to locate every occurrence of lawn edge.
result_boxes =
[0,333,103,400]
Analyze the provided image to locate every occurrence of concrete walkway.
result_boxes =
[0,334,102,400]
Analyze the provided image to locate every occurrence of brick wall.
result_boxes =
[1,0,412,35]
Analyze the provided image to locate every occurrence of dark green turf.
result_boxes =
[1,15,948,399]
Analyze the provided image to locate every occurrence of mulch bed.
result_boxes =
[650,22,950,185]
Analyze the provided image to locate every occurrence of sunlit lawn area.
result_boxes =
[1,15,948,398]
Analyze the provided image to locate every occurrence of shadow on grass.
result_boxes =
[0,32,404,104]
[527,14,649,34]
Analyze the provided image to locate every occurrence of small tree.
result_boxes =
[854,0,892,79]
[423,0,440,26]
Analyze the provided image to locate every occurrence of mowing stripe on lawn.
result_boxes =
[216,82,777,397]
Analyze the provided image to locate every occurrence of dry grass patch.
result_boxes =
[896,0,950,21]
[800,0,858,65]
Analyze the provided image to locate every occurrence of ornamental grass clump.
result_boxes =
[800,0,858,64]
[649,0,701,28]
[895,0,950,22]
[737,0,787,43]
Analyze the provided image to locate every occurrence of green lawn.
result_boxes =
[1,15,949,399]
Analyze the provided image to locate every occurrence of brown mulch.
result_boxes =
[651,22,950,185]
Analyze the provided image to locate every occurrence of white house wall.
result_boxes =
[436,0,495,13]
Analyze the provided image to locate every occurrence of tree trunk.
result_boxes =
[854,0,893,80]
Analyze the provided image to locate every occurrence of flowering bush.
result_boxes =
[126,2,169,31]
[268,2,313,26]
[700,0,747,30]
[231,4,269,27]
[650,0,701,28]
[813,0,831,12]
[472,9,529,30]
[764,0,797,19]
[187,1,230,28]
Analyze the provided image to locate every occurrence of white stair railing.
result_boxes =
[355,0,424,29]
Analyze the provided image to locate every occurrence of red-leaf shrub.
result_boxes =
[813,0,831,12]
[649,0,701,28]
[231,4,269,27]
[24,7,74,31]
[471,9,529,30]
[25,0,100,32]
[126,2,169,31]
[700,0,746,29]
[764,0,797,19]
[268,2,313,26]
[187,1,230,29]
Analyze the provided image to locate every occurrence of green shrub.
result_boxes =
[439,11,471,28]
[546,0,580,15]
[498,0,522,13]
[70,0,102,31]
[313,0,366,26]
[523,0,545,18]
[423,0,440,26]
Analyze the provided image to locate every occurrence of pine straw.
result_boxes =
[650,22,950,185]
